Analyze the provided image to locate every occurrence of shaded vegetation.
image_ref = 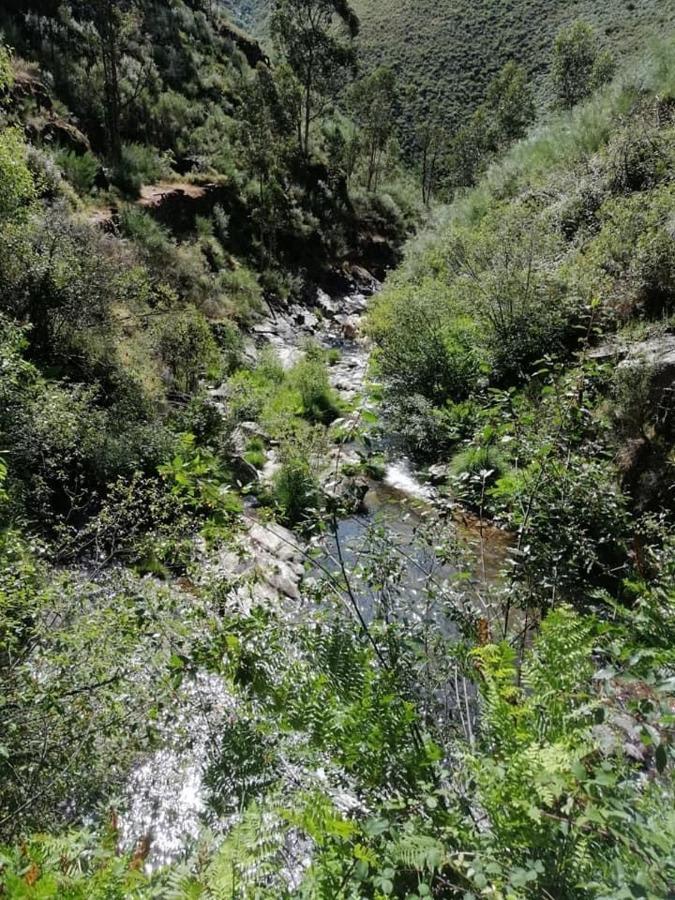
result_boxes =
[0,6,674,900]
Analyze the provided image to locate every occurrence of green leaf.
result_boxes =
[655,743,668,774]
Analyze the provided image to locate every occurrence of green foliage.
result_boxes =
[55,149,100,196]
[156,307,221,394]
[552,19,616,109]
[271,0,360,155]
[494,454,631,605]
[291,354,342,424]
[271,443,321,526]
[0,127,35,219]
[3,5,675,898]
[347,0,671,150]
[370,282,481,405]
[446,61,536,188]
[0,44,14,93]
[349,66,397,191]
[118,205,172,257]
[113,143,170,197]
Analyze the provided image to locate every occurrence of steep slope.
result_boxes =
[351,0,675,130]
[232,0,675,133]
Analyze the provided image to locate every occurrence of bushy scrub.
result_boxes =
[55,149,99,196]
[216,265,264,324]
[492,455,631,605]
[113,143,171,197]
[447,202,578,382]
[271,446,321,527]
[0,127,35,219]
[382,393,457,461]
[227,349,340,434]
[0,327,176,529]
[118,205,173,260]
[156,307,222,394]
[291,354,341,424]
[578,183,675,318]
[369,280,481,405]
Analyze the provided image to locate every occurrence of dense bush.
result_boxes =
[113,143,171,197]
[55,149,100,196]
[271,445,321,526]
[156,307,222,394]
[370,282,481,404]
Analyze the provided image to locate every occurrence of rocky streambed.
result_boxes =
[120,277,506,865]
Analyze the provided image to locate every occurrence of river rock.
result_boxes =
[428,464,451,485]
[199,520,306,612]
[324,474,370,514]
[618,335,675,391]
[348,265,381,296]
[316,289,339,318]
[342,317,359,340]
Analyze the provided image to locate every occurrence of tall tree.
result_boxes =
[271,0,360,157]
[446,61,535,191]
[85,0,126,163]
[349,66,396,191]
[484,60,535,148]
[552,20,615,109]
[238,64,298,260]
[416,117,444,206]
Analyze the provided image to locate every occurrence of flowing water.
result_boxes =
[120,285,508,865]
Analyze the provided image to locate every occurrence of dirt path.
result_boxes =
[87,181,214,230]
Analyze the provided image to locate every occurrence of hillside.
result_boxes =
[1,2,675,897]
[233,0,675,133]
[356,0,675,131]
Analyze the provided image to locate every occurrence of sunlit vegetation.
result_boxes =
[1,3,674,898]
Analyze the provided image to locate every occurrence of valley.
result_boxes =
[0,1,674,897]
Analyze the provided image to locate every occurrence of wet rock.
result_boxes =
[324,474,370,514]
[348,265,380,295]
[230,455,259,486]
[316,289,338,318]
[428,464,451,485]
[200,520,306,611]
[342,317,359,340]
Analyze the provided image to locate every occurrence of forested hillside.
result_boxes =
[228,0,675,137]
[1,0,674,897]
[350,0,675,133]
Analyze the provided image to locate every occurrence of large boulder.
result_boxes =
[619,335,675,391]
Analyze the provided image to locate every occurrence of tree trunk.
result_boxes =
[98,0,122,164]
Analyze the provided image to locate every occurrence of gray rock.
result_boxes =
[619,335,675,379]
[316,289,338,318]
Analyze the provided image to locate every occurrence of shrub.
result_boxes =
[0,45,13,93]
[0,127,35,219]
[450,444,508,481]
[382,393,455,461]
[216,265,264,324]
[551,20,615,110]
[55,149,99,196]
[243,436,266,469]
[119,205,173,259]
[156,308,222,394]
[492,455,631,605]
[113,143,170,197]
[292,356,341,424]
[212,320,244,374]
[370,282,481,405]
[271,447,321,527]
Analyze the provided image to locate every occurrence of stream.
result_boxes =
[119,282,507,867]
